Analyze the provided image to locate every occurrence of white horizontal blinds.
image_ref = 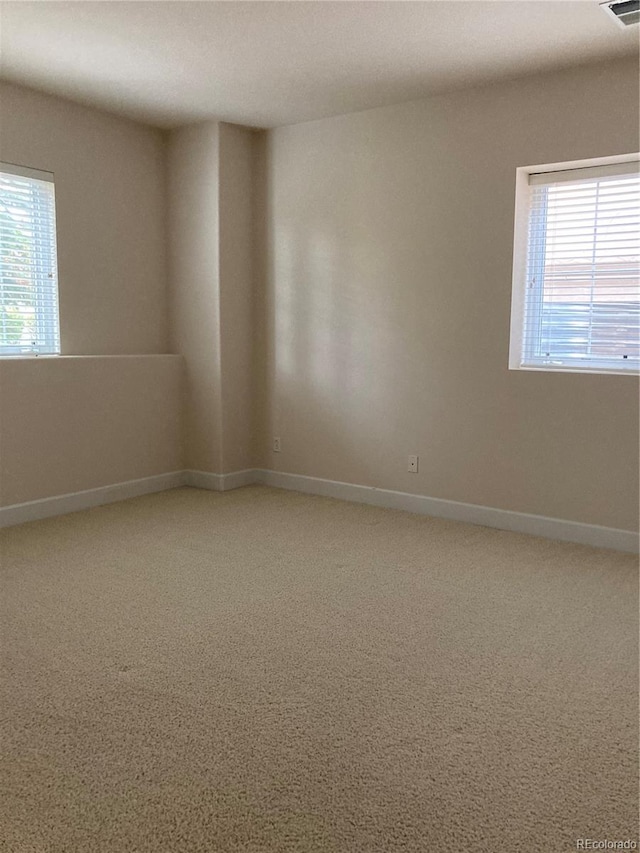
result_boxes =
[0,164,60,355]
[522,165,640,371]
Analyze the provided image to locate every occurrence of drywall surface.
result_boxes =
[167,121,223,473]
[219,123,259,473]
[0,82,168,355]
[0,356,182,506]
[167,121,260,475]
[263,58,640,531]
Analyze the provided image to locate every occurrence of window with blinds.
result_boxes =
[0,163,60,356]
[510,157,640,374]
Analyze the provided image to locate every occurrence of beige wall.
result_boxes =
[2,62,638,531]
[0,356,182,506]
[167,121,258,475]
[0,82,169,355]
[261,58,640,531]
[167,121,223,473]
[0,85,181,507]
[219,123,259,473]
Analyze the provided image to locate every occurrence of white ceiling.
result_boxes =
[0,1,637,129]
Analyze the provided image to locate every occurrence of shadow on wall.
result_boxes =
[256,121,456,490]
[263,213,428,486]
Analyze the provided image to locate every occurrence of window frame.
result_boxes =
[509,152,640,377]
[0,161,61,358]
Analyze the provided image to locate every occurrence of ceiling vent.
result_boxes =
[600,0,640,27]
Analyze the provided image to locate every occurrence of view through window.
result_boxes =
[0,163,60,356]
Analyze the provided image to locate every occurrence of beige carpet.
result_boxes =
[1,485,638,853]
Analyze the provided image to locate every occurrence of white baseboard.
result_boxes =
[0,471,186,529]
[185,469,258,492]
[255,469,639,554]
[2,466,637,554]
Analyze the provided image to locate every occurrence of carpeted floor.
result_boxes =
[1,485,638,853]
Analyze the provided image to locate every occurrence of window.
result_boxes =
[0,163,60,356]
[509,155,640,375]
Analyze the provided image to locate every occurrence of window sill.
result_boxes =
[0,353,179,360]
[509,364,639,377]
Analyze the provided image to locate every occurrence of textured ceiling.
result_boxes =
[0,1,638,128]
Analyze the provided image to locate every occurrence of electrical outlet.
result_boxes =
[273,437,281,452]
[408,455,419,473]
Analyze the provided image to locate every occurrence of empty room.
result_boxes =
[0,1,638,851]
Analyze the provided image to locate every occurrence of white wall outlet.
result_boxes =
[273,437,281,452]
[408,455,419,473]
